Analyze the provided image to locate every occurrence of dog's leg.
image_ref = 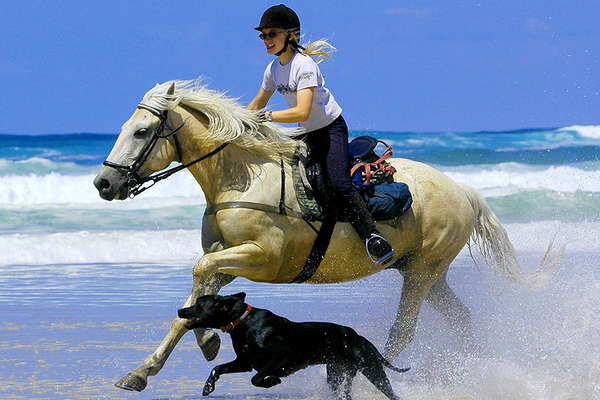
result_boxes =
[203,358,252,396]
[327,363,345,393]
[250,373,282,388]
[359,363,399,400]
[250,358,288,388]
[327,363,356,400]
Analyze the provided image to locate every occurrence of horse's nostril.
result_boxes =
[98,178,110,190]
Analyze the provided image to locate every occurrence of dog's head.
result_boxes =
[177,292,247,330]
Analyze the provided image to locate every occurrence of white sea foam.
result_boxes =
[442,163,600,194]
[0,170,205,206]
[559,124,600,139]
[0,229,204,266]
[0,157,90,176]
[1,221,598,267]
[1,162,599,207]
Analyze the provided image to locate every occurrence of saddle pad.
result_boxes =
[291,147,325,220]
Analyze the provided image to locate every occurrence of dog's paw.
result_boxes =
[261,376,282,388]
[202,380,216,396]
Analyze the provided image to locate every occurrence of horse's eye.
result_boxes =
[134,128,149,137]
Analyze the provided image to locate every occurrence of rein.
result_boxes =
[103,104,229,198]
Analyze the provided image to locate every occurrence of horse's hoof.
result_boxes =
[200,330,221,361]
[115,373,147,392]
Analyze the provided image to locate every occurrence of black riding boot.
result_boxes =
[343,191,395,265]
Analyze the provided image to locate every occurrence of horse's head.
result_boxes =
[94,83,182,200]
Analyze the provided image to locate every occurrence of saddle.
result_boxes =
[288,136,413,283]
[291,136,412,222]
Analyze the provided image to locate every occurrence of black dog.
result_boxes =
[178,293,408,400]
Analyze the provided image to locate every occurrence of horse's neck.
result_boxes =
[175,110,278,205]
[174,121,222,204]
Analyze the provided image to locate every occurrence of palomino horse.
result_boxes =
[94,80,557,391]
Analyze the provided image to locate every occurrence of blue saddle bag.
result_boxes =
[363,182,412,220]
[349,136,413,220]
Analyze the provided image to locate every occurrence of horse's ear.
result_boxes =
[167,81,175,95]
[231,292,246,302]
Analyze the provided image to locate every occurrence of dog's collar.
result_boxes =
[220,304,252,333]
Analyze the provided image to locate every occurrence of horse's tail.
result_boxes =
[460,183,562,290]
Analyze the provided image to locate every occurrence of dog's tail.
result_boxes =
[365,339,410,374]
[379,354,410,374]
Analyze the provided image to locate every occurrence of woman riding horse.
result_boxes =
[93,8,559,392]
[248,4,395,265]
[94,79,558,392]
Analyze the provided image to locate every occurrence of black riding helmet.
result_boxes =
[255,4,300,32]
[255,4,304,55]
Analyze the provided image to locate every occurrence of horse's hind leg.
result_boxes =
[383,270,438,360]
[425,271,475,351]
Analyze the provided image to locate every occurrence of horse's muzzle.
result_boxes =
[93,169,129,201]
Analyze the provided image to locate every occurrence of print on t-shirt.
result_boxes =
[277,83,296,95]
[276,72,315,95]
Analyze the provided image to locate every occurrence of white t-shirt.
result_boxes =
[261,52,342,132]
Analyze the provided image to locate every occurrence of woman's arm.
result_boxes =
[248,88,274,110]
[271,87,314,123]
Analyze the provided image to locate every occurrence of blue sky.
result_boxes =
[2,1,599,133]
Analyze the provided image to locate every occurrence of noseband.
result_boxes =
[103,104,228,198]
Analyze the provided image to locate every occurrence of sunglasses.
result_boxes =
[258,31,283,40]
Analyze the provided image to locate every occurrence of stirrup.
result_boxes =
[365,233,395,265]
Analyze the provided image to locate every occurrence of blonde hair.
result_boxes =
[294,37,336,64]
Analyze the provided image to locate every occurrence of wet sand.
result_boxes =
[1,237,599,399]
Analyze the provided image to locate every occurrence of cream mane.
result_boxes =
[140,80,304,161]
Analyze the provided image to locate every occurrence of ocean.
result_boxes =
[1,126,599,399]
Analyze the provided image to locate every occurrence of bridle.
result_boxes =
[103,104,229,198]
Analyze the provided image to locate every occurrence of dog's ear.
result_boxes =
[231,292,246,302]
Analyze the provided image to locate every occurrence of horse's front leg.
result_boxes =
[207,241,279,282]
[115,282,230,392]
[192,272,236,360]
[115,292,197,392]
[115,242,273,392]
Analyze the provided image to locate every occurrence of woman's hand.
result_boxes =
[249,86,314,123]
